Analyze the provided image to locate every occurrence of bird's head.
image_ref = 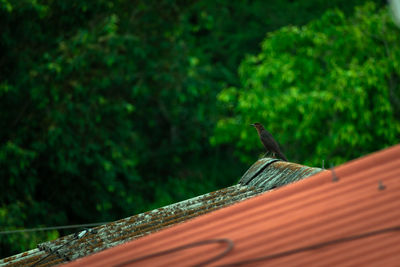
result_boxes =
[250,122,264,130]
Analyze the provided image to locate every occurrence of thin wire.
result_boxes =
[30,229,93,267]
[217,225,400,266]
[113,238,234,267]
[0,222,108,235]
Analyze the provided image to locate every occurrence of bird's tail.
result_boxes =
[277,151,288,161]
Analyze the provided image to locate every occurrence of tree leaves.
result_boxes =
[214,3,400,166]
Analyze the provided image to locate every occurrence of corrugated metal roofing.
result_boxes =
[63,144,400,267]
[0,158,321,267]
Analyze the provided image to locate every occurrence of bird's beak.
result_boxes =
[250,124,255,127]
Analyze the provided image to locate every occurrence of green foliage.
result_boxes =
[214,3,400,166]
[0,203,59,254]
[0,0,383,258]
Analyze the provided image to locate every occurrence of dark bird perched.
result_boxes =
[251,122,288,161]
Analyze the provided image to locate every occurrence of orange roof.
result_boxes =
[64,144,400,267]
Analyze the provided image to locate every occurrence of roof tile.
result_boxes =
[63,144,400,267]
[1,159,321,267]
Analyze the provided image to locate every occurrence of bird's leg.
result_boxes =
[262,151,272,158]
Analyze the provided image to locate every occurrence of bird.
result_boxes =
[250,122,288,161]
